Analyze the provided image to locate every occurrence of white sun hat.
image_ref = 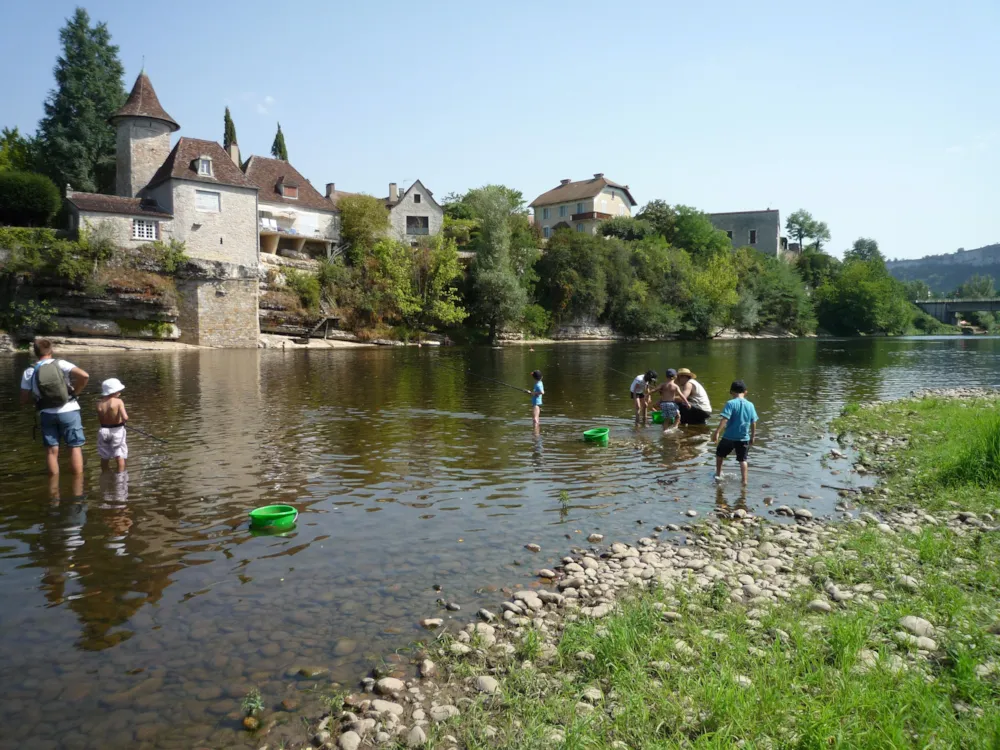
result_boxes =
[101,378,126,396]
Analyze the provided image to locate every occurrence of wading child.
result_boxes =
[650,368,689,431]
[712,380,758,485]
[529,370,544,427]
[96,378,129,473]
[630,370,657,424]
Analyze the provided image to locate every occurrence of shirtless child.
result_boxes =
[650,368,689,431]
[96,378,129,472]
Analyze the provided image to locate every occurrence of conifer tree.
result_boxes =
[35,8,126,193]
[223,106,238,150]
[270,123,288,161]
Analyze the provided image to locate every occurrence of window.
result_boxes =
[132,219,158,240]
[406,216,430,235]
[749,229,758,245]
[281,185,298,199]
[559,205,567,217]
[197,157,212,176]
[543,226,551,239]
[726,230,733,240]
[542,207,550,220]
[195,189,221,213]
[576,202,584,214]
[414,193,421,204]
[576,223,585,232]
[618,205,625,216]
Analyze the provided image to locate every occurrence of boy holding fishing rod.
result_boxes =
[528,370,544,428]
[96,378,129,473]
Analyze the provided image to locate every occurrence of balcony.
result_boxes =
[571,211,612,222]
[259,216,336,257]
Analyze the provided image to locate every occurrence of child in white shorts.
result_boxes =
[96,378,129,472]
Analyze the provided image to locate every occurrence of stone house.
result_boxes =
[708,209,793,260]
[64,72,260,347]
[530,174,637,239]
[242,154,339,258]
[383,180,443,245]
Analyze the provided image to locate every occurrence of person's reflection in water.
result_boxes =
[715,481,749,514]
[48,471,84,503]
[98,471,132,554]
[531,427,543,467]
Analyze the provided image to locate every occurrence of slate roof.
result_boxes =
[381,180,440,210]
[146,138,257,190]
[110,73,180,131]
[67,193,172,219]
[242,156,336,212]
[529,175,636,208]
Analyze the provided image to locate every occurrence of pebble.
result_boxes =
[450,643,472,656]
[375,678,405,696]
[733,675,753,688]
[899,615,935,638]
[808,599,832,613]
[525,543,541,552]
[581,686,603,703]
[478,608,496,622]
[686,510,698,517]
[419,659,437,678]
[587,533,604,543]
[406,725,427,748]
[537,569,557,579]
[420,618,443,629]
[430,705,460,722]
[896,575,920,593]
[371,699,404,717]
[338,731,362,750]
[474,675,500,694]
[793,508,813,520]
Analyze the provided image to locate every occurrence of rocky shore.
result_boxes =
[251,386,998,750]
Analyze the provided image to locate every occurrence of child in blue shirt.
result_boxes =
[529,370,544,427]
[712,380,759,485]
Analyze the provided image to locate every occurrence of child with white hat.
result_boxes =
[96,378,129,472]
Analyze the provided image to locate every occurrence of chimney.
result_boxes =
[226,142,240,167]
[325,183,336,198]
[559,178,571,186]
[593,172,604,179]
[389,182,398,201]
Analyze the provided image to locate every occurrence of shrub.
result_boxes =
[0,227,92,282]
[521,303,552,338]
[0,172,61,227]
[0,299,57,335]
[283,268,321,310]
[138,239,188,274]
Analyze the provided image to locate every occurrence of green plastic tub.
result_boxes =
[249,504,298,530]
[652,411,665,424]
[583,427,610,444]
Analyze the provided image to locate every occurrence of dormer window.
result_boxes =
[277,177,299,199]
[196,156,213,177]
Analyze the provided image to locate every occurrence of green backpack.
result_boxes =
[33,360,71,411]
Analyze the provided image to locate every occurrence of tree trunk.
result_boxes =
[488,319,497,345]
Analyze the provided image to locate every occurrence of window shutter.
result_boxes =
[131,219,135,238]
[154,221,160,240]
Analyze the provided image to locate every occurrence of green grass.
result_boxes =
[437,396,1000,749]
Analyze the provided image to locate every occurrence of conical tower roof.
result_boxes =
[110,72,180,131]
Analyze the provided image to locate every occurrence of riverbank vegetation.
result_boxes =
[319,392,999,748]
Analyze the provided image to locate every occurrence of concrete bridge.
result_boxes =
[915,298,1000,324]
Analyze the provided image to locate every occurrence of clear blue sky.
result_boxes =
[3,0,997,259]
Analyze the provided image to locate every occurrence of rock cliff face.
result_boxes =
[552,322,621,340]
[887,243,1000,293]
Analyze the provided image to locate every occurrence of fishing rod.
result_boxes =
[435,360,532,394]
[127,424,169,444]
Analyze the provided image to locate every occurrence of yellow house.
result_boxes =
[530,174,637,239]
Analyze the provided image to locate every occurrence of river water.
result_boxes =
[1,337,998,749]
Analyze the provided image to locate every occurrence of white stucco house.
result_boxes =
[382,180,443,245]
[530,174,637,239]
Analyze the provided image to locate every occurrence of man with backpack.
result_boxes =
[19,338,90,476]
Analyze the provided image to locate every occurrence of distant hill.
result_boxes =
[887,243,1000,294]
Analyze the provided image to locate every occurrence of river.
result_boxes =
[1,336,998,749]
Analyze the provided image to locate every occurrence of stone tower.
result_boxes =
[109,73,180,198]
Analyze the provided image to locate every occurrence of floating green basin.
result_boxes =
[249,504,298,530]
[652,411,665,424]
[583,427,610,444]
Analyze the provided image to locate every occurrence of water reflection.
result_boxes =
[1,338,999,748]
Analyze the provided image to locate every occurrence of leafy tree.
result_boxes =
[811,221,831,252]
[355,238,418,326]
[635,199,676,239]
[687,250,739,335]
[599,216,656,242]
[0,127,32,172]
[815,258,910,335]
[901,279,932,301]
[953,274,995,299]
[411,235,467,329]
[843,237,884,264]
[535,229,607,320]
[442,216,477,247]
[337,194,389,264]
[468,186,526,342]
[795,248,841,289]
[34,8,126,194]
[223,107,237,150]
[669,206,732,260]
[785,209,816,250]
[0,171,61,226]
[270,122,288,160]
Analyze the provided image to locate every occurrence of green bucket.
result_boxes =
[249,504,298,531]
[652,411,665,424]
[583,427,610,444]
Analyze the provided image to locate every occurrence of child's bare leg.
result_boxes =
[116,457,126,473]
[715,455,724,478]
[101,458,110,473]
[532,405,540,427]
[740,461,748,485]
